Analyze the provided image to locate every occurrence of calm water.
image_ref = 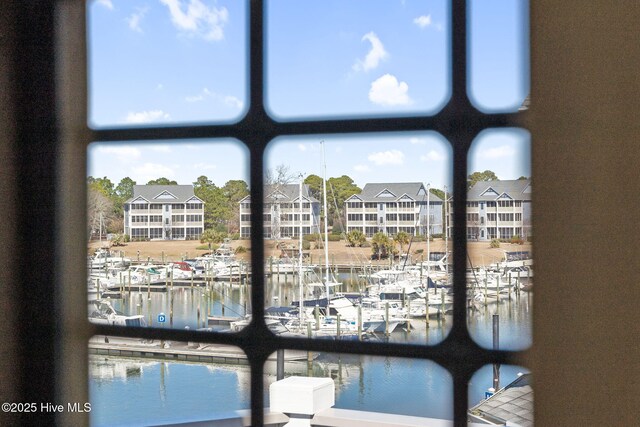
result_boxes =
[90,276,532,426]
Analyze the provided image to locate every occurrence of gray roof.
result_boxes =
[126,185,203,204]
[468,373,533,427]
[240,184,319,204]
[348,182,443,203]
[468,179,532,201]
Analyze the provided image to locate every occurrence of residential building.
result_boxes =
[239,184,320,239]
[124,185,205,240]
[465,179,532,241]
[344,183,443,237]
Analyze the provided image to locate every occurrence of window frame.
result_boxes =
[34,1,529,425]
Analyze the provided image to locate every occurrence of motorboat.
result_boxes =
[88,248,131,270]
[88,300,146,327]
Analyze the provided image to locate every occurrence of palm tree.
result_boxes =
[371,232,391,260]
[346,229,366,247]
[394,231,410,255]
[200,229,227,250]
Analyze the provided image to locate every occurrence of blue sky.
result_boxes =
[87,0,529,189]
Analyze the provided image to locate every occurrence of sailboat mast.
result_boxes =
[321,141,330,309]
[427,183,431,278]
[298,175,304,325]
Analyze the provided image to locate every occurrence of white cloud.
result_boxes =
[126,7,148,33]
[352,32,388,72]
[96,146,142,162]
[224,95,243,110]
[132,163,176,182]
[480,145,516,159]
[413,15,432,28]
[185,88,243,109]
[368,74,412,106]
[185,94,205,102]
[297,144,307,152]
[160,0,229,42]
[410,137,428,145]
[367,149,405,166]
[354,164,371,172]
[125,110,170,123]
[149,144,172,153]
[420,150,445,162]
[96,0,114,10]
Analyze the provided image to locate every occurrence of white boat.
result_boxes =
[266,258,317,275]
[88,248,131,270]
[88,300,146,327]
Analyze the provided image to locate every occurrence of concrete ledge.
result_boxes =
[313,408,460,427]
[150,408,288,427]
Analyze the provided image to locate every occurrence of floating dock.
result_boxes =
[89,336,311,364]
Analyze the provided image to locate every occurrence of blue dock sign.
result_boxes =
[158,313,166,323]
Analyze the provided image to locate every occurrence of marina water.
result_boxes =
[89,275,532,426]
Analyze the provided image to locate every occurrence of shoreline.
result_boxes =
[89,238,531,269]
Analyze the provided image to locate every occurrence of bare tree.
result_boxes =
[264,164,298,240]
[87,187,115,240]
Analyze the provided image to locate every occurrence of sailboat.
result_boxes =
[287,142,406,337]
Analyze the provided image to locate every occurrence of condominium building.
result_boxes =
[239,184,320,239]
[124,185,205,240]
[344,183,443,237]
[465,179,532,241]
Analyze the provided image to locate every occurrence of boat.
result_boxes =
[88,300,146,327]
[88,248,131,270]
[266,258,317,275]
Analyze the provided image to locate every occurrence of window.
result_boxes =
[79,2,529,426]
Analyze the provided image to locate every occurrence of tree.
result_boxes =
[146,177,178,185]
[87,176,115,198]
[200,229,228,249]
[371,232,392,260]
[346,229,366,247]
[326,175,361,229]
[303,174,323,201]
[265,164,296,187]
[467,170,499,189]
[518,176,530,180]
[222,179,249,233]
[394,231,410,254]
[115,177,136,201]
[193,176,229,232]
[87,186,115,239]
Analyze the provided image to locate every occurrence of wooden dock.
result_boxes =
[89,336,311,364]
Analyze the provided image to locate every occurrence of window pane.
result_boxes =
[87,140,251,332]
[469,365,533,426]
[466,129,532,350]
[89,342,250,425]
[468,0,529,112]
[87,0,248,127]
[267,351,453,421]
[261,133,453,344]
[266,0,450,120]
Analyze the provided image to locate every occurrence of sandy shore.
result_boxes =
[90,238,531,268]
